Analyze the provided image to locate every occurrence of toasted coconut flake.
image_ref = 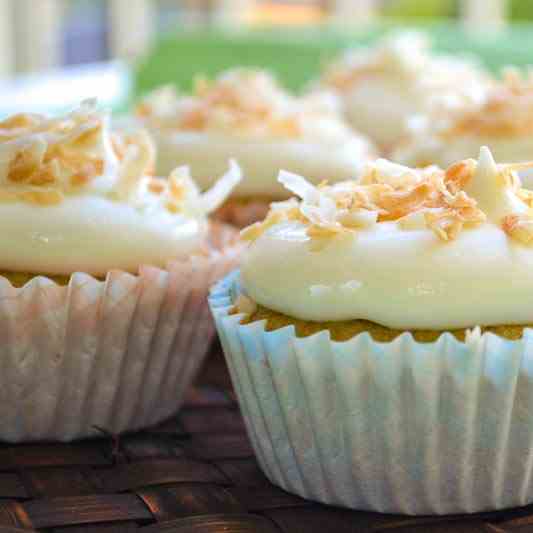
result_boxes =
[113,129,155,201]
[19,189,64,206]
[398,209,429,230]
[240,210,287,242]
[306,223,344,239]
[338,209,378,229]
[444,159,476,193]
[361,158,421,188]
[278,170,321,204]
[147,178,166,195]
[196,159,242,215]
[425,209,464,241]
[502,213,533,244]
[517,188,533,208]
[378,182,433,220]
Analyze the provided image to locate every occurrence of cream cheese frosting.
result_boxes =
[394,69,533,188]
[240,147,533,330]
[319,32,489,149]
[136,69,376,197]
[0,101,241,276]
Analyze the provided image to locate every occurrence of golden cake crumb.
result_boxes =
[238,301,527,343]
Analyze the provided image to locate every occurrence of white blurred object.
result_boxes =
[461,0,508,28]
[109,0,155,59]
[0,0,14,76]
[0,61,132,117]
[13,0,64,73]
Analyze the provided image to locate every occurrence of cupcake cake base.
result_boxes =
[241,303,528,342]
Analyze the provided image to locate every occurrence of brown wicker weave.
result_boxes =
[0,342,532,532]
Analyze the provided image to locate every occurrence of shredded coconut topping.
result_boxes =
[137,68,353,140]
[430,69,533,138]
[0,101,241,213]
[321,32,431,91]
[241,147,533,245]
[321,32,485,96]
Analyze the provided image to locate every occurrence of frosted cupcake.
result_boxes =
[394,69,533,188]
[210,147,533,514]
[0,100,242,442]
[136,68,376,226]
[319,32,489,150]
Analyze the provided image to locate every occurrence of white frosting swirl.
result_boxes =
[0,101,241,276]
[241,148,533,329]
[320,32,489,148]
[136,69,375,197]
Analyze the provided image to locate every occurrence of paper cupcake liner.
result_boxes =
[213,198,272,228]
[209,270,533,515]
[0,223,242,443]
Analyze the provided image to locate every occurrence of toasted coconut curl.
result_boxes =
[137,69,345,139]
[242,154,533,246]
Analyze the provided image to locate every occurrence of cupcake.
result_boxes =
[135,68,376,226]
[0,100,242,442]
[394,69,533,188]
[210,147,533,514]
[319,32,489,150]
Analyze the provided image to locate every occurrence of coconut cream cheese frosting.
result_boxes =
[320,32,489,149]
[0,100,241,276]
[240,147,533,330]
[136,68,375,197]
[394,69,533,187]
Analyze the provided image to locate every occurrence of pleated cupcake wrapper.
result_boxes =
[0,223,242,443]
[214,198,271,228]
[209,271,533,515]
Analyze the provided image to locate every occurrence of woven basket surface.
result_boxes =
[0,342,532,532]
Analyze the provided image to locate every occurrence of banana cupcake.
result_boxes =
[135,68,376,226]
[0,100,242,442]
[210,147,533,514]
[394,69,533,188]
[319,32,489,150]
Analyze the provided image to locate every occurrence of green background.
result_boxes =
[135,22,533,97]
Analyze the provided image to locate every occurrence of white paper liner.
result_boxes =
[209,270,533,515]
[0,223,242,442]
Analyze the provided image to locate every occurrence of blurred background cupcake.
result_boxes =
[211,147,533,514]
[133,68,376,226]
[394,68,533,188]
[0,100,241,441]
[317,32,490,152]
